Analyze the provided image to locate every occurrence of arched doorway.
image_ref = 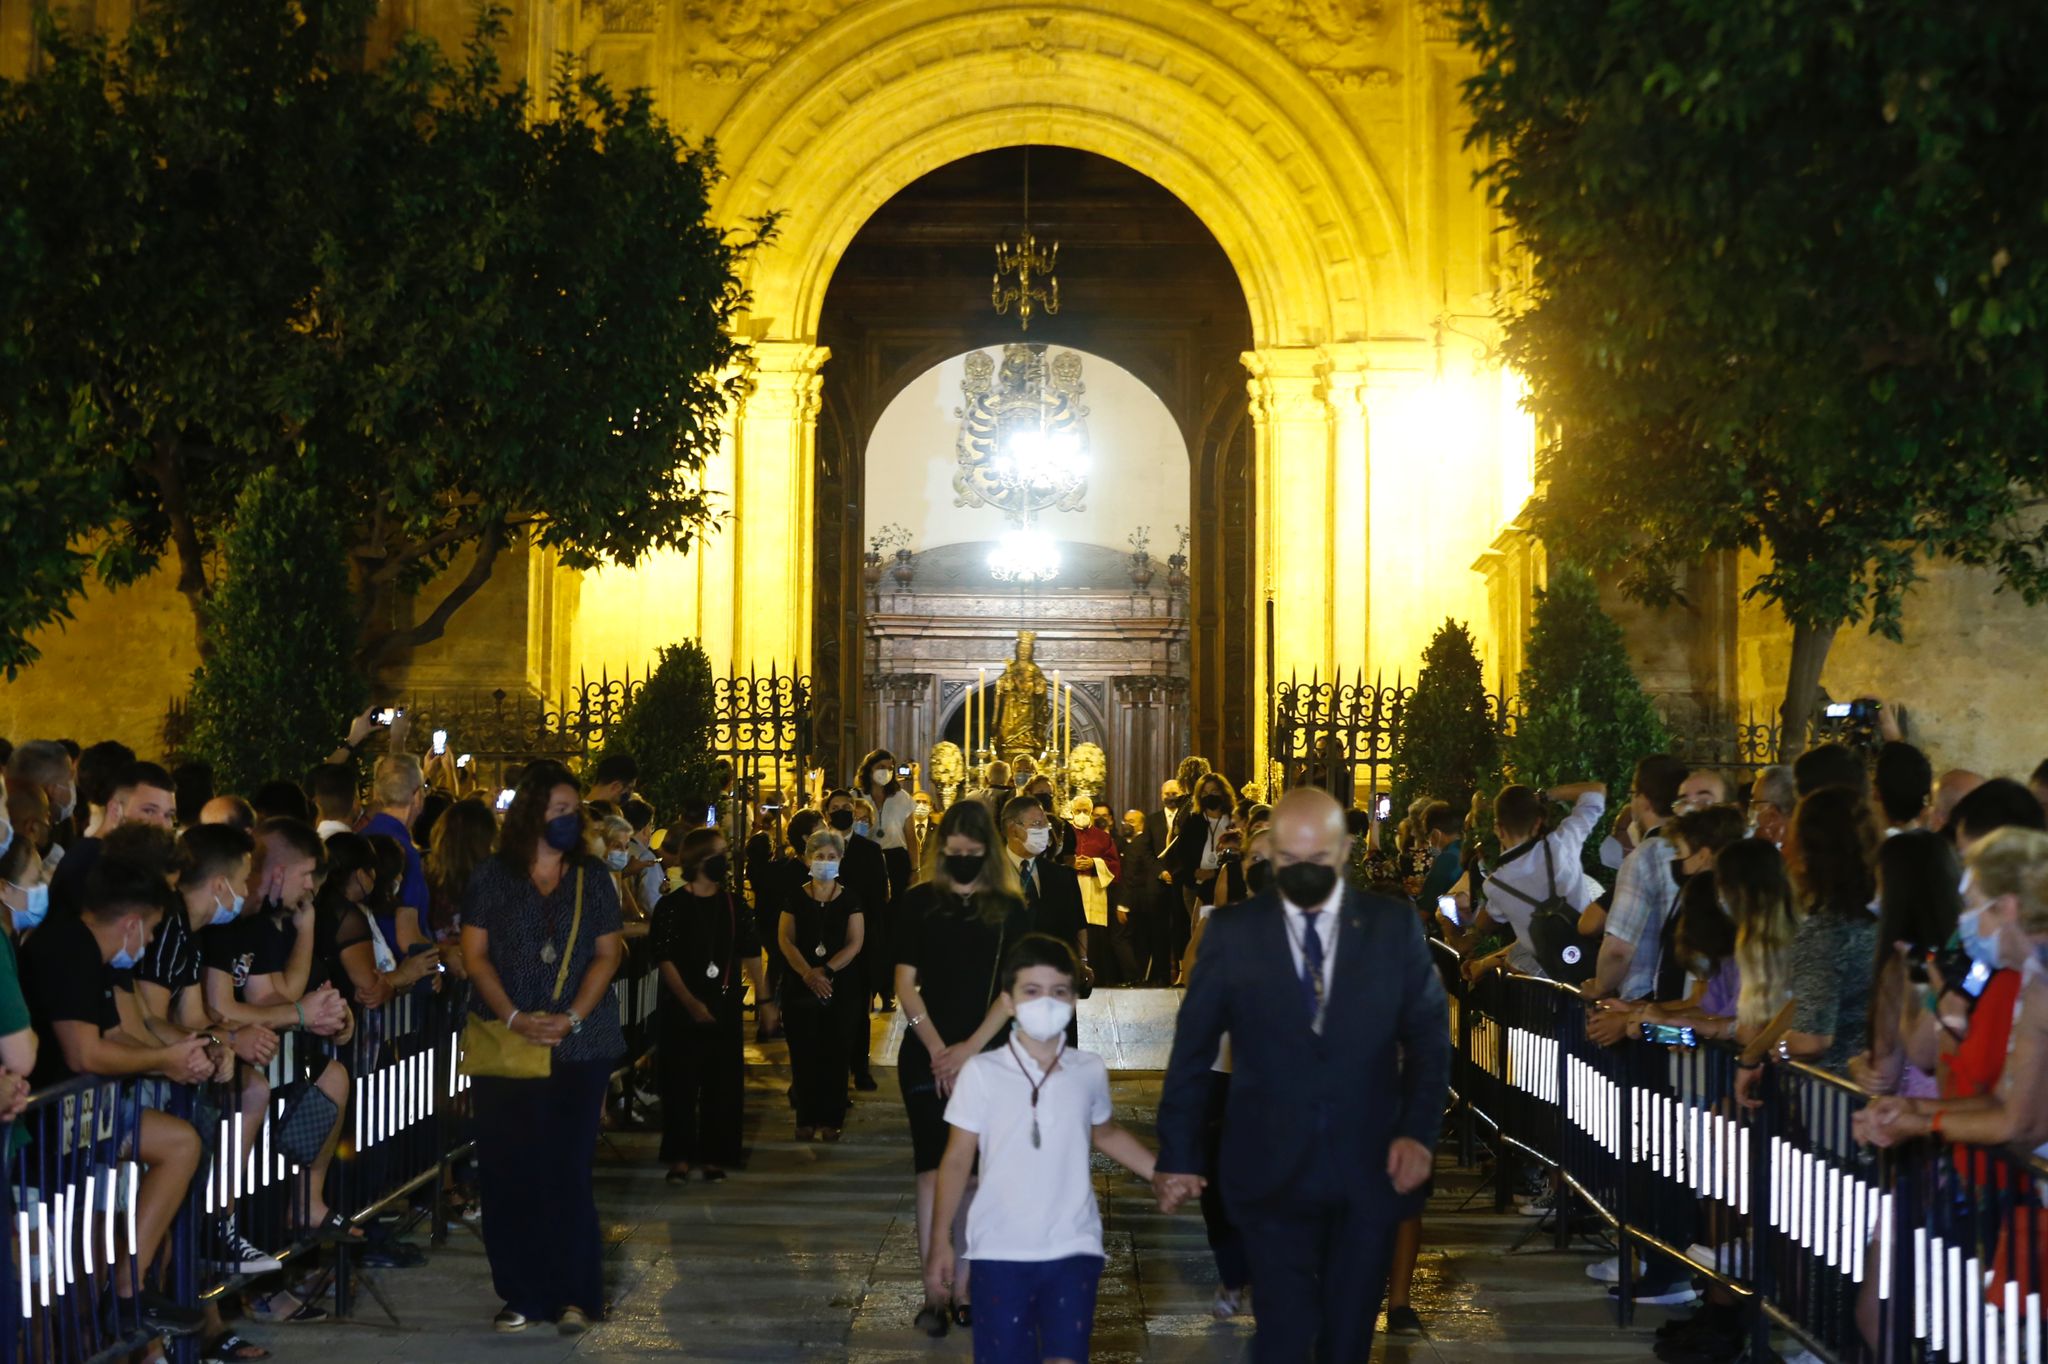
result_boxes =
[810,148,1255,800]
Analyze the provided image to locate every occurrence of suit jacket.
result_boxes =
[1022,856,1088,952]
[1162,809,1226,887]
[840,835,891,926]
[1156,886,1450,1209]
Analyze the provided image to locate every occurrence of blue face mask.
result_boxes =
[9,882,48,934]
[1956,906,2002,968]
[604,849,630,872]
[211,888,243,927]
[109,923,141,970]
[543,813,584,853]
[852,821,871,840]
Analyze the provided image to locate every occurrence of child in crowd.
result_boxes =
[925,934,1158,1363]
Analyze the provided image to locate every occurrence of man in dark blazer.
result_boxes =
[1000,794,1088,1043]
[1154,788,1449,1362]
[1145,779,1187,981]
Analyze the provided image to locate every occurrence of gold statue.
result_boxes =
[992,631,1052,762]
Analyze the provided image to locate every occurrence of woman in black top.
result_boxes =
[892,798,1030,1335]
[459,761,626,1336]
[756,809,822,1037]
[777,828,866,1141]
[651,824,767,1182]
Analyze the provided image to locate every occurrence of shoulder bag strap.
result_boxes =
[550,867,585,1005]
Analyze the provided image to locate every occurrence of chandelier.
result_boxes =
[988,428,1085,498]
[988,525,1061,583]
[992,150,1059,331]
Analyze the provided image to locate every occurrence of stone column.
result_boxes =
[1243,346,1330,788]
[730,340,828,675]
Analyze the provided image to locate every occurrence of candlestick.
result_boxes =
[976,668,986,767]
[1064,683,1072,769]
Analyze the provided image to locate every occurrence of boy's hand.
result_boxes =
[923,1244,955,1304]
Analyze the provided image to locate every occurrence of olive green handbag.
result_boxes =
[459,868,585,1080]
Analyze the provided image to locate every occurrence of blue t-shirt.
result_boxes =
[361,812,430,935]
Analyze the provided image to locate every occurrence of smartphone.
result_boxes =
[456,753,472,769]
[703,805,717,828]
[495,788,516,812]
[898,764,912,777]
[1437,894,1459,926]
[1376,795,1392,820]
[762,802,781,815]
[373,707,400,726]
[431,729,447,755]
[1639,1021,1698,1048]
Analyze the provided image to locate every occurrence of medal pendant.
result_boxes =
[540,942,558,966]
[705,964,720,980]
[814,945,827,958]
[1031,1118,1041,1150]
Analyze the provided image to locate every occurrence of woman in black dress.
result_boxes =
[459,761,626,1336]
[892,798,1030,1335]
[776,827,865,1141]
[652,825,768,1183]
[755,809,822,1038]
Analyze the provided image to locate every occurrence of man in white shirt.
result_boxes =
[1450,782,1607,979]
[1582,755,1688,1002]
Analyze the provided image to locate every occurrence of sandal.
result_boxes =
[300,1210,366,1244]
[246,1292,329,1325]
[201,1332,271,1363]
[951,1303,973,1328]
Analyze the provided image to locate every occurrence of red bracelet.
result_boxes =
[1930,1108,1946,1136]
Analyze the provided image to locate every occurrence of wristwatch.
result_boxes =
[566,1009,585,1035]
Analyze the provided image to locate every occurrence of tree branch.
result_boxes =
[148,438,213,658]
[355,519,508,672]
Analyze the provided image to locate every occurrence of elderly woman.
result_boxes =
[460,760,626,1336]
[777,827,866,1141]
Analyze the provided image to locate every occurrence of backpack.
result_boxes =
[1486,839,1601,985]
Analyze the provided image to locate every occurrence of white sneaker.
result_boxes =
[1585,1256,1621,1283]
[1211,1285,1247,1320]
[1518,1190,1557,1217]
[1684,1240,1749,1276]
[221,1225,284,1276]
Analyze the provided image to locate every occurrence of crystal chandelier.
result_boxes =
[988,525,1061,583]
[988,428,1085,498]
[991,150,1059,331]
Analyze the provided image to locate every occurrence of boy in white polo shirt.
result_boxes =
[926,933,1160,1364]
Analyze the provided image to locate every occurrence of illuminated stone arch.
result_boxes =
[708,0,1421,347]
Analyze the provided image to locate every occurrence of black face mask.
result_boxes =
[1093,817,1110,831]
[1035,792,1055,813]
[1276,861,1339,907]
[700,852,729,882]
[1201,796,1227,815]
[943,852,987,887]
[827,808,855,832]
[1246,859,1274,895]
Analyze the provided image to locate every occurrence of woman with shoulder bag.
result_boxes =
[459,761,626,1337]
[777,827,866,1142]
[651,825,769,1183]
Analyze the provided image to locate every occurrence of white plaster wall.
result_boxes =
[864,348,1190,554]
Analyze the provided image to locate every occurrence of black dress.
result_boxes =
[651,885,759,1168]
[894,882,1031,1172]
[778,881,864,1129]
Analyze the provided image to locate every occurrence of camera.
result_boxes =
[898,764,912,778]
[1375,795,1392,820]
[1639,1021,1698,1049]
[1816,695,1884,749]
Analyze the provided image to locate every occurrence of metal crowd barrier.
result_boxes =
[1436,951,2047,1364]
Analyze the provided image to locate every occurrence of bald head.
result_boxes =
[1271,789,1347,859]
[1929,770,1986,832]
[200,794,256,832]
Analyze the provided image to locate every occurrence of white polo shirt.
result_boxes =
[945,1044,1113,1263]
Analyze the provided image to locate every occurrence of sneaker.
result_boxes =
[1384,1304,1424,1337]
[494,1308,529,1333]
[1211,1285,1247,1320]
[1518,1190,1558,1217]
[1608,1276,1699,1307]
[1585,1255,1622,1283]
[558,1306,590,1336]
[218,1224,284,1276]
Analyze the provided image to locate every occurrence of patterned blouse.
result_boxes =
[463,853,626,1065]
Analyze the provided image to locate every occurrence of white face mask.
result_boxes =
[1023,826,1051,856]
[810,859,840,883]
[872,767,893,786]
[1014,995,1074,1042]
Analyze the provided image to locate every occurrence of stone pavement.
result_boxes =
[257,1038,1675,1363]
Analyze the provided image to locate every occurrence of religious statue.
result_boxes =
[992,631,1053,762]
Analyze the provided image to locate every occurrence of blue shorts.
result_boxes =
[970,1254,1105,1363]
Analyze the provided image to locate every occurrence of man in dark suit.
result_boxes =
[1145,780,1186,982]
[1155,788,1449,1362]
[1000,794,1088,1043]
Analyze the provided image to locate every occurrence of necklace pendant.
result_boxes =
[540,942,558,966]
[1031,1118,1041,1149]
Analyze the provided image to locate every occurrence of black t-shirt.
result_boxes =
[46,836,102,919]
[22,911,120,1088]
[134,904,206,1002]
[780,882,864,967]
[651,886,762,1002]
[894,882,1030,1082]
[201,906,295,997]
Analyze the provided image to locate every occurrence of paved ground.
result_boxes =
[254,1035,1679,1363]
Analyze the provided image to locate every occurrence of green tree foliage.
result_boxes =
[604,643,718,826]
[188,471,366,792]
[1393,620,1501,817]
[0,0,769,677]
[1456,0,2048,739]
[1510,564,1667,869]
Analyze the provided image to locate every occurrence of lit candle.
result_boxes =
[976,668,986,764]
[1064,683,1073,768]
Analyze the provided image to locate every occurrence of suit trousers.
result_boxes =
[657,993,746,1166]
[1232,1178,1396,1363]
[1101,903,1141,986]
